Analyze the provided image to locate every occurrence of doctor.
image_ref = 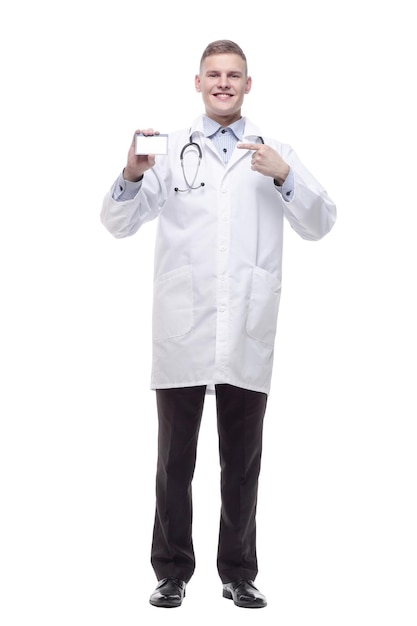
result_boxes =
[101,39,336,609]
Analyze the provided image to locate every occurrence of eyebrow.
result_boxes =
[205,70,243,75]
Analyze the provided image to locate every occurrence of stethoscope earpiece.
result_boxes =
[175,181,205,193]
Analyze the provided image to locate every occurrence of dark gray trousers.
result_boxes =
[151,383,267,583]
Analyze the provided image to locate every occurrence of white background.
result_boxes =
[1,1,416,624]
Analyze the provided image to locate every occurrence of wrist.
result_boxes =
[123,167,144,183]
[274,164,290,186]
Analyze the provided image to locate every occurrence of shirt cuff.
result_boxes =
[274,168,294,202]
[112,172,143,201]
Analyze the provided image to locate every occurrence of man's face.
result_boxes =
[195,53,252,125]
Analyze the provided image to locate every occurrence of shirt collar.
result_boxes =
[203,115,245,141]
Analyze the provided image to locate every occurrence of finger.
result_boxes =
[132,129,160,141]
[237,142,261,151]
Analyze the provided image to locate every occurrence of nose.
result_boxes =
[217,73,231,89]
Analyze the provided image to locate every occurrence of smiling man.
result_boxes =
[195,50,252,124]
[101,40,336,609]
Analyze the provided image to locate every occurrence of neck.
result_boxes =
[205,112,242,126]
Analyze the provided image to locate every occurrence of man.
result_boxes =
[101,40,336,609]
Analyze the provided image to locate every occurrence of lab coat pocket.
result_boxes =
[153,265,193,340]
[246,267,281,346]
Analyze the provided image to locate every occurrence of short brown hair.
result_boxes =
[200,40,248,74]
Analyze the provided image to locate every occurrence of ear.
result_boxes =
[245,76,252,94]
[195,74,201,92]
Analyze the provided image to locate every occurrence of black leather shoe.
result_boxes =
[223,580,267,608]
[149,578,186,608]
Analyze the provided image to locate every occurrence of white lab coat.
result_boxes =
[101,116,336,395]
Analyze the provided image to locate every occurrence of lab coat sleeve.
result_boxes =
[279,144,337,241]
[100,167,166,239]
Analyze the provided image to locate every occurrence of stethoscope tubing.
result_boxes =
[175,136,204,192]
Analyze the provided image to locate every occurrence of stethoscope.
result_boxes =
[174,137,204,192]
[174,133,265,193]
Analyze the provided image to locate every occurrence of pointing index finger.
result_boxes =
[237,142,261,151]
